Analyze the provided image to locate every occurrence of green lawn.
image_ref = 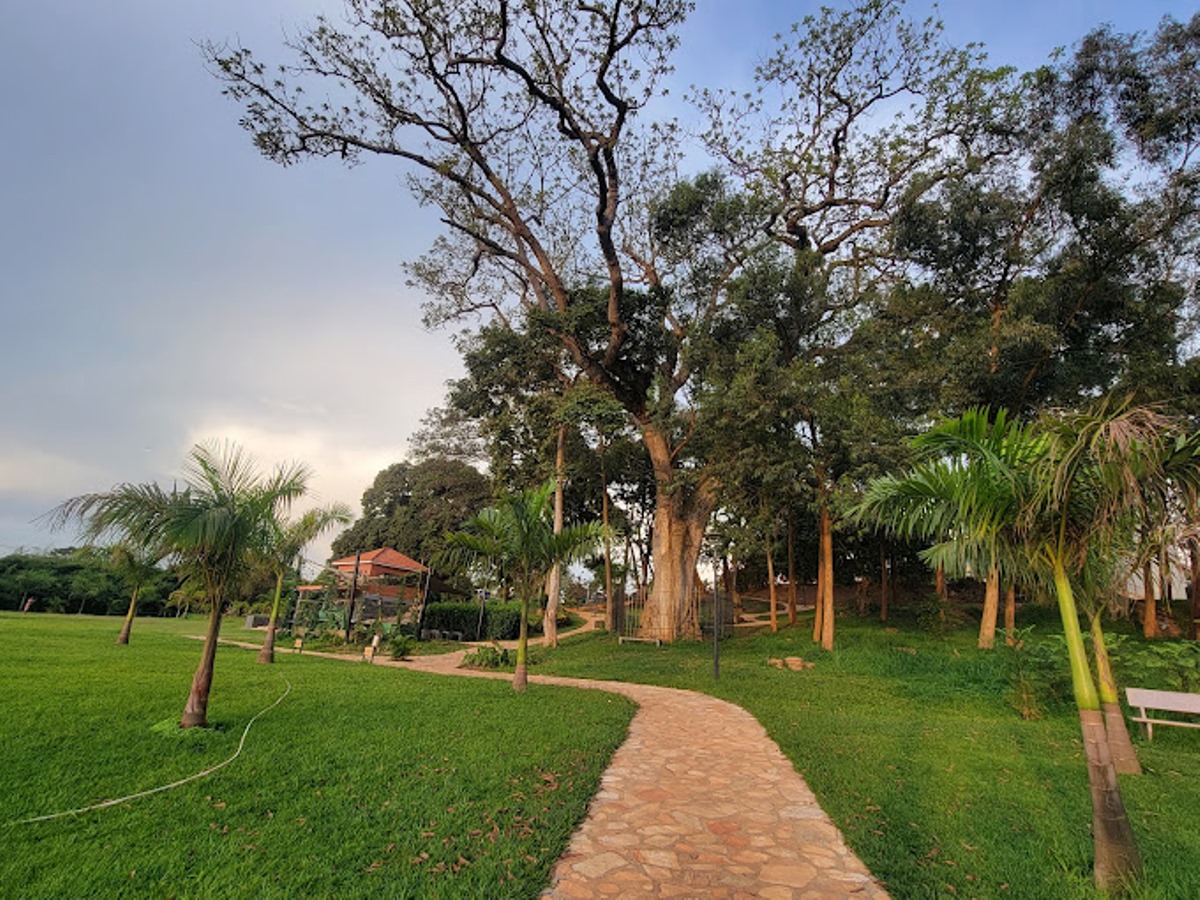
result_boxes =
[0,613,634,899]
[532,614,1200,899]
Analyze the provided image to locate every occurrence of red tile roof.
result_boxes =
[330,547,428,577]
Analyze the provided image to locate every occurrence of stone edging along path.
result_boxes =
[393,649,889,899]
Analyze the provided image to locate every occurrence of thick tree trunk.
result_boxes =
[513,591,529,692]
[1080,709,1142,890]
[820,503,834,651]
[1004,583,1016,645]
[1191,543,1200,641]
[1090,614,1142,775]
[116,587,140,645]
[979,565,1000,649]
[935,563,947,601]
[258,572,285,664]
[786,514,797,625]
[181,599,224,728]
[639,427,717,641]
[1142,561,1157,639]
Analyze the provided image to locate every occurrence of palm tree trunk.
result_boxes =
[513,592,529,693]
[1142,560,1158,638]
[258,571,285,664]
[1090,613,1142,775]
[1004,583,1016,645]
[116,586,140,645]
[181,597,224,728]
[978,565,1000,649]
[1052,558,1141,889]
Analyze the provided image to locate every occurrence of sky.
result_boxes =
[1,0,1193,565]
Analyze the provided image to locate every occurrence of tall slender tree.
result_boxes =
[255,504,352,664]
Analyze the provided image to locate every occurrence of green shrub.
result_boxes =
[461,642,513,669]
[422,601,524,640]
[388,633,413,659]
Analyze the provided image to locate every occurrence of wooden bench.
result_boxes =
[1126,687,1200,740]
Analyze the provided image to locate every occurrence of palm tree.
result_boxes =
[854,409,1031,650]
[440,482,602,691]
[109,541,165,645]
[49,441,311,728]
[858,402,1200,890]
[254,503,352,664]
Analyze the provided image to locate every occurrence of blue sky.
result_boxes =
[1,0,1193,561]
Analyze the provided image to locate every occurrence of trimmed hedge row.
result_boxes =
[422,601,523,640]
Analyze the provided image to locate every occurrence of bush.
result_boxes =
[388,633,413,660]
[422,601,523,640]
[461,642,513,669]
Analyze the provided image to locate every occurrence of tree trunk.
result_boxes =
[639,426,717,641]
[1080,709,1143,890]
[766,521,779,634]
[1191,543,1200,641]
[979,565,1000,649]
[820,503,834,651]
[601,437,616,633]
[1090,613,1141,775]
[1052,557,1141,888]
[544,424,567,648]
[813,520,825,644]
[513,591,530,692]
[786,513,797,625]
[1142,560,1158,639]
[1004,583,1016,645]
[258,571,285,664]
[729,555,742,623]
[181,598,224,728]
[116,586,140,645]
[879,543,889,623]
[936,563,947,601]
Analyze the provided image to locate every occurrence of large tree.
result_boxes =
[207,0,1012,641]
[49,442,311,728]
[331,457,491,566]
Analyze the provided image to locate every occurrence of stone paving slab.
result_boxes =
[396,650,889,899]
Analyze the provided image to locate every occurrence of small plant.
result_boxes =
[461,641,513,669]
[388,633,413,660]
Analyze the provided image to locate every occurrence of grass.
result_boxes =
[0,612,634,898]
[531,612,1200,899]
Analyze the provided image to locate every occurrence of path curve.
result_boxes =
[396,650,889,899]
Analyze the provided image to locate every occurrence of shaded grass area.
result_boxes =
[534,616,1200,899]
[0,613,634,898]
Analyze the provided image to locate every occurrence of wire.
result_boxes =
[5,678,292,827]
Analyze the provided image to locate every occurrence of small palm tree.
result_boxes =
[109,541,165,645]
[49,441,311,728]
[440,482,602,691]
[254,503,352,664]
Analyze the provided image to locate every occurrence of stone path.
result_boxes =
[396,649,888,899]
